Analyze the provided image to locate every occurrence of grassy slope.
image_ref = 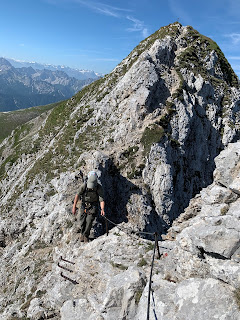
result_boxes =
[0,102,63,143]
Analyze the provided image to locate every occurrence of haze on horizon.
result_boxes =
[0,0,239,77]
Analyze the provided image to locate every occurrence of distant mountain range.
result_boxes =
[6,58,103,80]
[0,58,99,112]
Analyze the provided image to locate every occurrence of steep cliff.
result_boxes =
[0,22,239,319]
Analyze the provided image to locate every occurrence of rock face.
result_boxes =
[1,23,239,232]
[0,22,239,319]
[0,141,239,320]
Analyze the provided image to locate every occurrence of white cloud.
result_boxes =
[126,16,150,38]
[44,0,131,17]
[44,0,149,38]
[94,7,120,17]
[227,33,240,44]
[58,0,132,18]
[228,56,240,60]
[142,28,150,38]
[127,16,144,31]
[76,1,150,38]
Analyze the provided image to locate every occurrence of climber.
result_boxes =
[72,170,105,243]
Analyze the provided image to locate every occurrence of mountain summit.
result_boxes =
[0,22,239,319]
[1,21,239,229]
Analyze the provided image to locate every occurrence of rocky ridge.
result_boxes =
[0,22,239,319]
[0,141,239,319]
[0,23,239,231]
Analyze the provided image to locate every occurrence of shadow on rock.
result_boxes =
[93,159,142,237]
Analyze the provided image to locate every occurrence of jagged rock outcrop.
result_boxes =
[0,22,240,319]
[1,22,239,234]
[0,141,239,319]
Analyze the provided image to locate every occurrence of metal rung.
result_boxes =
[57,262,73,273]
[60,256,75,265]
[60,272,79,285]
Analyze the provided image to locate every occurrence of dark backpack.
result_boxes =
[82,183,99,203]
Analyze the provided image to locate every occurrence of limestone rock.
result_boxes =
[0,23,240,320]
[136,277,239,320]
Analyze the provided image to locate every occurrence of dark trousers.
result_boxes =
[79,203,97,237]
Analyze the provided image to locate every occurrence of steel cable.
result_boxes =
[102,215,172,319]
[103,216,172,251]
[147,233,158,320]
[103,216,155,237]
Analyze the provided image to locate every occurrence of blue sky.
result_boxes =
[0,0,240,77]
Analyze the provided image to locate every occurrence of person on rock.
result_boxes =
[72,171,105,243]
